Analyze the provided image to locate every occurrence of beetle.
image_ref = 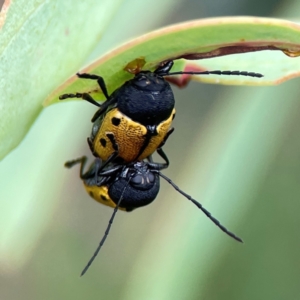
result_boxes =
[60,60,263,172]
[65,155,243,276]
[65,156,165,212]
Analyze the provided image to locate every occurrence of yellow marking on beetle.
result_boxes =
[92,108,175,162]
[84,184,127,211]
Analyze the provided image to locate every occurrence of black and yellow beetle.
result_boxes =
[65,156,243,276]
[60,60,263,171]
[65,156,165,212]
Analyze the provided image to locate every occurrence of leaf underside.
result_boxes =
[46,17,300,106]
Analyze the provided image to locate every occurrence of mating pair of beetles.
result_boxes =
[60,60,263,276]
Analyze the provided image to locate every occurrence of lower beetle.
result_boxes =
[65,156,243,276]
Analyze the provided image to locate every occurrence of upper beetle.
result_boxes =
[60,60,263,171]
[60,61,177,170]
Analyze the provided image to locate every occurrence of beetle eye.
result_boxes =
[148,173,155,183]
[134,76,148,87]
[131,174,143,185]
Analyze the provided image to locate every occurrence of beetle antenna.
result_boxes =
[166,70,263,78]
[157,172,243,243]
[80,174,133,276]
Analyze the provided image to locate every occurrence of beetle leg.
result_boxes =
[59,92,101,108]
[158,127,174,149]
[64,156,88,179]
[77,73,110,100]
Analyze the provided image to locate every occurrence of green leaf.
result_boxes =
[3,14,300,160]
[46,16,300,108]
[0,0,123,160]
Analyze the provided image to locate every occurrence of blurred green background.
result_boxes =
[1,0,300,299]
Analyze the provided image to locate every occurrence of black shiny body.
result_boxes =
[66,157,166,212]
[109,70,175,126]
[106,161,160,211]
